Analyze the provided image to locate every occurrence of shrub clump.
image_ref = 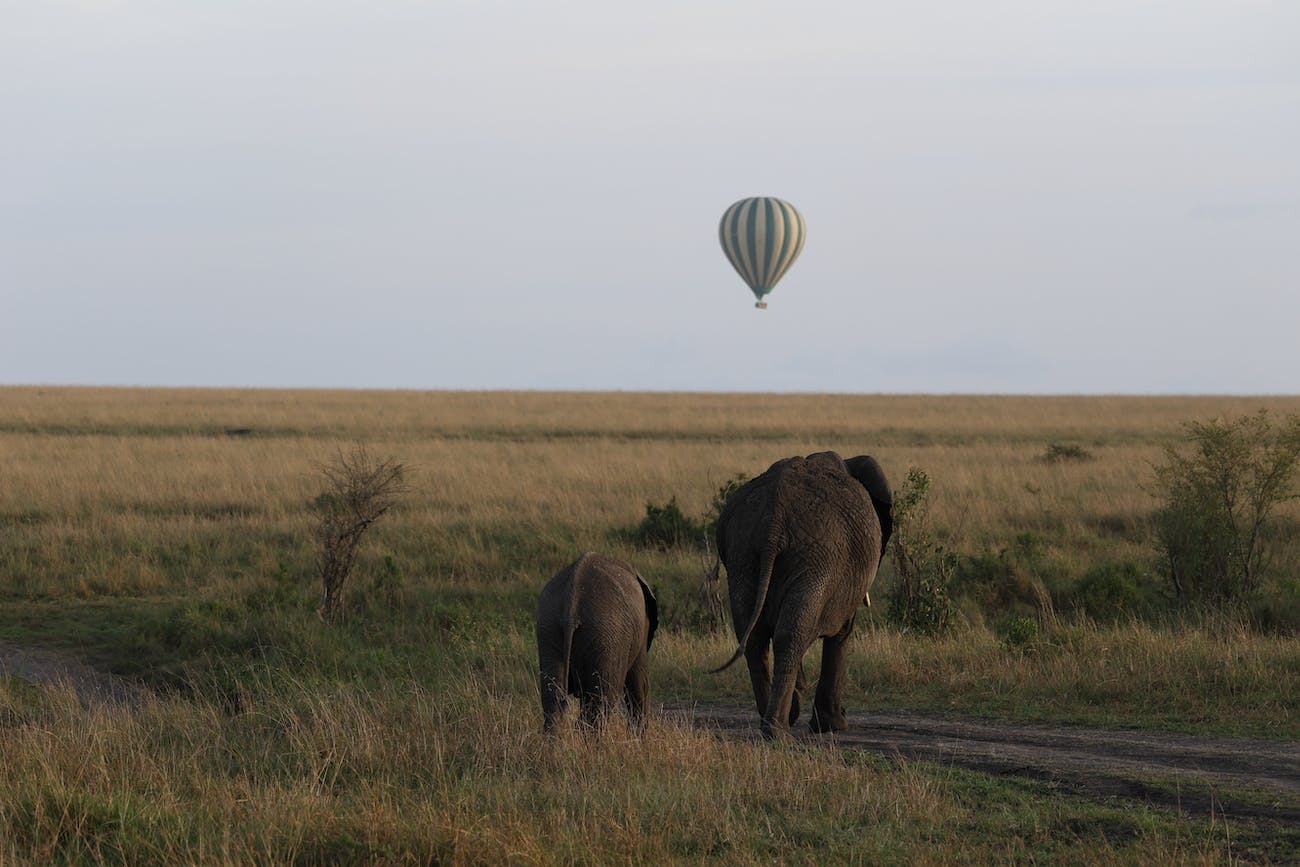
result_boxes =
[1040,443,1094,463]
[705,473,750,536]
[1066,561,1154,622]
[630,497,706,549]
[1002,615,1040,650]
[1151,411,1300,606]
[630,473,751,551]
[886,467,959,636]
[953,538,1056,625]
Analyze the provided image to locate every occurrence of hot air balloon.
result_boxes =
[718,197,806,309]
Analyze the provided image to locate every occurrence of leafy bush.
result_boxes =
[370,554,405,607]
[243,561,307,614]
[886,467,959,635]
[954,543,1056,624]
[886,578,956,636]
[1002,615,1040,649]
[1041,443,1093,463]
[1067,561,1154,622]
[630,497,706,549]
[1249,577,1300,635]
[705,473,750,536]
[630,474,750,551]
[1151,411,1300,606]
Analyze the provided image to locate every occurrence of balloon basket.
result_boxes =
[755,301,768,309]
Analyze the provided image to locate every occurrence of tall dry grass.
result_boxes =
[4,386,1298,862]
[3,386,1298,711]
[5,386,1298,438]
[5,387,1299,641]
[0,638,1257,865]
[0,647,969,864]
[7,387,1300,578]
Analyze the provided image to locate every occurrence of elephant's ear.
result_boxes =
[636,574,659,651]
[844,455,894,561]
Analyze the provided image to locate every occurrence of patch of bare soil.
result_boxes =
[0,642,146,708]
[671,702,1300,825]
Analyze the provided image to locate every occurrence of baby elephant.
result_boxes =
[536,552,658,733]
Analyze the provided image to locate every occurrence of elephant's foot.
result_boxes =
[759,718,794,741]
[808,706,848,734]
[626,710,648,737]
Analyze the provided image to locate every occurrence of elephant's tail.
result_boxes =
[710,533,780,674]
[559,567,584,697]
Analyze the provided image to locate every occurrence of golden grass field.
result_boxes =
[6,387,1300,581]
[6,386,1300,642]
[2,386,1299,863]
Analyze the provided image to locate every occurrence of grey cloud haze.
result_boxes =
[3,1,1298,392]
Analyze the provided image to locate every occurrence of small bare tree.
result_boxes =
[311,446,410,622]
[700,544,726,630]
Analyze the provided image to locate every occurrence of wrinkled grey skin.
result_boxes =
[536,552,658,733]
[714,451,892,739]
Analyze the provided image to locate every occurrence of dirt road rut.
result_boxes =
[675,703,1300,824]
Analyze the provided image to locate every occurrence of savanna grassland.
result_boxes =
[1,387,1299,864]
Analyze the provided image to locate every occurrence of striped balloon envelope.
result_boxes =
[718,197,806,309]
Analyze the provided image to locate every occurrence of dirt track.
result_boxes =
[672,703,1300,825]
[0,642,145,707]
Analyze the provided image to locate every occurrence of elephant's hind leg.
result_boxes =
[623,653,649,735]
[578,686,608,731]
[538,636,570,733]
[809,620,854,734]
[579,662,622,732]
[762,631,807,740]
[743,628,773,720]
[789,662,807,727]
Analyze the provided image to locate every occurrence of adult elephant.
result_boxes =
[536,551,658,733]
[713,451,892,739]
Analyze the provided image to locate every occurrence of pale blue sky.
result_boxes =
[3,1,1298,392]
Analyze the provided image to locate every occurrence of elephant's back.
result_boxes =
[719,451,882,565]
[538,552,647,660]
[570,554,648,637]
[772,455,882,570]
[782,453,874,519]
[722,455,811,520]
[538,552,637,617]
